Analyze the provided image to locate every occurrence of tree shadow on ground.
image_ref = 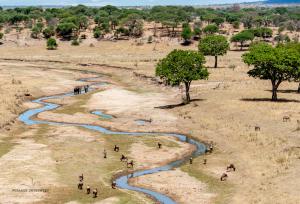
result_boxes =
[155,99,204,109]
[241,98,300,103]
[265,89,299,94]
[180,41,192,46]
[206,66,227,69]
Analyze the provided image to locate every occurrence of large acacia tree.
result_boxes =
[156,49,209,103]
[199,35,229,68]
[243,43,300,101]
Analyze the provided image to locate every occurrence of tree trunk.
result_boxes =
[271,80,281,101]
[298,82,300,93]
[240,41,243,51]
[184,81,191,104]
[214,55,218,68]
[272,87,278,101]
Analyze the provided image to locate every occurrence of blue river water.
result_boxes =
[18,78,207,204]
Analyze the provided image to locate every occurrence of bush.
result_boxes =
[181,25,192,44]
[233,21,240,29]
[42,27,55,39]
[0,32,3,40]
[47,38,58,50]
[93,27,102,39]
[147,35,153,43]
[71,38,80,46]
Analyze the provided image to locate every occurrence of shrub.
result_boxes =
[47,38,58,50]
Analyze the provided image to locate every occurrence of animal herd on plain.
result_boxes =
[71,82,298,198]
[77,140,238,198]
[74,85,89,95]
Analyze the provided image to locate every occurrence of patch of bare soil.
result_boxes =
[0,131,59,203]
[129,138,194,169]
[130,169,215,204]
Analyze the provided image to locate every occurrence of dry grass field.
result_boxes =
[0,26,299,204]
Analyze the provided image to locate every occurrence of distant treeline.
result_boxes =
[0,5,299,40]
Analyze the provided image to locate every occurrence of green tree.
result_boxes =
[251,27,273,40]
[284,42,300,93]
[56,22,78,39]
[243,43,300,101]
[203,24,219,34]
[181,25,192,44]
[199,35,229,68]
[47,37,58,50]
[156,49,209,103]
[212,17,224,26]
[231,30,254,51]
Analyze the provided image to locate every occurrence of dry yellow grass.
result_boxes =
[0,26,299,204]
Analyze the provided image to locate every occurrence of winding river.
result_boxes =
[18,77,207,204]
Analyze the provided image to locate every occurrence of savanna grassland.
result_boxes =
[0,4,300,204]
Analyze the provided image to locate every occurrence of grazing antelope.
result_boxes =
[78,181,83,190]
[79,174,84,182]
[114,145,120,152]
[220,173,228,181]
[205,142,214,153]
[111,181,116,189]
[92,188,98,198]
[86,185,91,194]
[283,116,291,122]
[203,159,207,165]
[227,164,236,172]
[103,149,107,159]
[120,154,128,162]
[127,160,134,168]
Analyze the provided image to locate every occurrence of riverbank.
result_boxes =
[0,38,299,203]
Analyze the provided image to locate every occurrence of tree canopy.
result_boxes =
[181,25,192,44]
[199,35,229,68]
[231,30,254,50]
[243,43,300,101]
[156,49,209,103]
[203,24,219,34]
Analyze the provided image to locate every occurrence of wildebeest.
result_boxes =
[111,181,116,189]
[92,188,98,198]
[158,142,162,149]
[103,150,107,158]
[227,164,236,171]
[79,174,84,182]
[205,142,214,153]
[74,87,82,95]
[114,145,120,152]
[127,160,134,168]
[86,185,91,194]
[78,181,83,190]
[84,85,89,93]
[283,116,291,122]
[255,126,260,131]
[120,154,128,162]
[220,173,228,181]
